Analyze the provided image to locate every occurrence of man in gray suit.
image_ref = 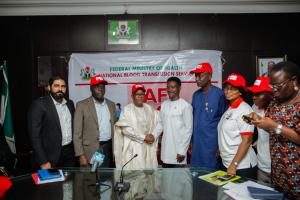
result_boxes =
[73,75,116,168]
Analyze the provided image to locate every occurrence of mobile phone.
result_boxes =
[48,168,59,174]
[217,174,235,181]
[242,115,252,123]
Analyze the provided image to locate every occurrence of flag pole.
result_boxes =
[0,60,6,70]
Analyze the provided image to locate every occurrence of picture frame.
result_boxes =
[256,55,287,77]
[107,20,140,45]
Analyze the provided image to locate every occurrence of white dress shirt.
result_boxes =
[158,98,193,164]
[93,98,112,141]
[51,97,72,146]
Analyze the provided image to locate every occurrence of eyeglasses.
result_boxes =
[269,79,290,91]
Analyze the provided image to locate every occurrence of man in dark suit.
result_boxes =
[28,76,75,169]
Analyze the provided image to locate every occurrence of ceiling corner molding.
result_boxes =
[0,0,299,16]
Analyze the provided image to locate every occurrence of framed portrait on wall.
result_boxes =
[256,55,287,77]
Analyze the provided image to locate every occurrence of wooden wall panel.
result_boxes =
[179,14,217,50]
[69,16,105,52]
[142,14,179,50]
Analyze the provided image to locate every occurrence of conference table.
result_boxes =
[4,167,238,200]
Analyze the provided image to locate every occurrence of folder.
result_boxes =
[37,169,62,181]
[247,186,284,200]
[32,169,65,185]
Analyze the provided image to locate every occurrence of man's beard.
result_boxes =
[92,93,104,103]
[51,91,65,100]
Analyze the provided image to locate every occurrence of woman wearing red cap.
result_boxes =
[217,73,257,179]
[247,77,273,185]
[246,61,300,199]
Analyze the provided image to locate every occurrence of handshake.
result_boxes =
[144,134,155,144]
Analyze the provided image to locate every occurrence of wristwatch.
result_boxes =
[233,161,238,167]
[274,124,283,135]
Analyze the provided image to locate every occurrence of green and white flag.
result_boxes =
[1,61,15,153]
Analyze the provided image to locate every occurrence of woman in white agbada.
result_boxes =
[114,84,162,169]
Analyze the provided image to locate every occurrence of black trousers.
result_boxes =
[32,143,76,171]
[55,143,76,168]
[99,140,114,168]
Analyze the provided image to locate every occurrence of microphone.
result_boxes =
[114,154,138,192]
[90,151,105,173]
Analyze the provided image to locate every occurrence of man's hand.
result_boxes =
[144,134,155,144]
[176,154,185,163]
[40,162,51,169]
[79,155,89,167]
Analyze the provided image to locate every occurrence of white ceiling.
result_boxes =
[0,0,299,16]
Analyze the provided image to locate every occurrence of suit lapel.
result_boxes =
[45,95,62,132]
[66,100,74,118]
[87,97,99,124]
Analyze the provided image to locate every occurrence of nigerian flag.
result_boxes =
[1,61,15,153]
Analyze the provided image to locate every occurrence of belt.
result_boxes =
[62,142,73,149]
[99,139,112,146]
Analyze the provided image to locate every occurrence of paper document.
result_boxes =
[223,180,282,200]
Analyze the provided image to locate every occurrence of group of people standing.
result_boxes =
[27,61,299,199]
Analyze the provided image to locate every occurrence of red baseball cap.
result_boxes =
[247,76,273,93]
[190,62,213,74]
[131,84,146,94]
[223,73,246,88]
[90,75,108,86]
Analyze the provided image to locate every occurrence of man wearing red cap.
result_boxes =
[247,77,273,185]
[189,63,227,169]
[73,75,116,168]
[114,84,162,169]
